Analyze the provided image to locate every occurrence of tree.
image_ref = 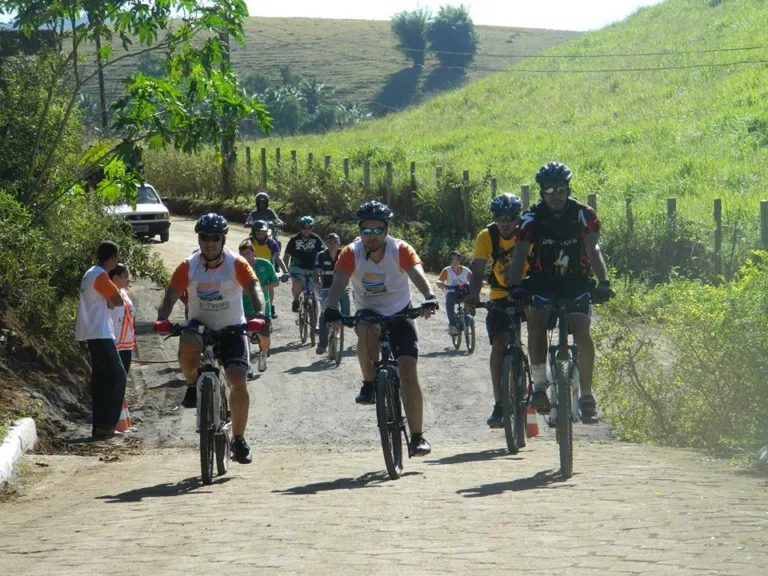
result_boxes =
[0,0,271,213]
[390,8,430,67]
[426,4,478,68]
[300,77,329,115]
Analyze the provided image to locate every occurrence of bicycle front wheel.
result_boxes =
[298,299,308,343]
[199,377,215,485]
[556,360,574,479]
[215,383,230,477]
[501,352,523,454]
[309,299,318,347]
[451,312,462,350]
[464,311,476,354]
[334,327,344,366]
[375,371,403,479]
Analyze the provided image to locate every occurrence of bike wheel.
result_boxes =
[451,313,462,350]
[298,298,308,343]
[464,312,476,354]
[556,360,574,479]
[375,371,403,479]
[215,384,230,476]
[501,353,522,455]
[334,327,344,366]
[309,299,317,347]
[327,328,337,361]
[199,377,215,485]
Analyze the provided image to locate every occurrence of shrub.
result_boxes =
[426,5,479,68]
[391,8,431,67]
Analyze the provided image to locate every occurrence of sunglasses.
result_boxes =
[199,233,223,242]
[301,226,313,231]
[360,226,386,236]
[542,185,570,195]
[495,215,517,223]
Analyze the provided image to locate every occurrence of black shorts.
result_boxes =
[523,274,594,317]
[187,320,249,370]
[356,305,419,359]
[486,298,525,344]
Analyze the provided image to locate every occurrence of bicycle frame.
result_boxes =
[197,343,228,435]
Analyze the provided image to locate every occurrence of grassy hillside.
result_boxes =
[248,0,768,232]
[82,17,580,113]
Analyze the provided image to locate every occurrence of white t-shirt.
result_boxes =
[76,265,119,341]
[438,265,471,292]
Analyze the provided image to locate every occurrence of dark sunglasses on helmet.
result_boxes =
[542,185,570,195]
[360,226,386,236]
[199,233,223,242]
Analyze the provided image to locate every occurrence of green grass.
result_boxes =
[82,17,580,112]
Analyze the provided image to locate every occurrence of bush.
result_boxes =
[391,8,431,67]
[426,5,479,68]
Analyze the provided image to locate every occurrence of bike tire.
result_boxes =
[556,360,574,479]
[309,299,317,347]
[501,353,522,455]
[215,384,230,476]
[299,298,308,343]
[199,377,215,485]
[464,312,476,354]
[451,311,462,350]
[334,327,344,366]
[327,329,337,362]
[375,371,403,480]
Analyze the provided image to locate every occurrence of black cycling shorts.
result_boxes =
[486,298,525,344]
[355,305,419,359]
[186,320,249,370]
[523,274,594,317]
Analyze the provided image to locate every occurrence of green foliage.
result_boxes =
[391,8,431,67]
[426,4,479,68]
[594,259,768,453]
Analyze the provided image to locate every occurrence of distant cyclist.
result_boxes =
[239,239,279,373]
[314,232,351,355]
[249,219,288,319]
[323,201,439,457]
[156,213,265,464]
[436,250,474,336]
[507,162,613,423]
[285,216,325,314]
[245,192,284,234]
[466,193,525,428]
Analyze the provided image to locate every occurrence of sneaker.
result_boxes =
[181,385,196,408]
[247,366,255,379]
[409,434,432,457]
[531,389,551,414]
[232,437,253,464]
[258,352,267,373]
[271,307,278,319]
[355,381,376,405]
[448,324,459,336]
[580,394,598,423]
[291,300,300,313]
[486,403,503,429]
[316,345,327,355]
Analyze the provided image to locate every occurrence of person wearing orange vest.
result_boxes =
[109,264,135,373]
[75,241,127,439]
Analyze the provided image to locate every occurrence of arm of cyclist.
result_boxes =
[584,232,614,302]
[274,254,289,275]
[505,240,529,289]
[323,271,351,326]
[157,287,181,321]
[405,263,438,319]
[467,258,486,306]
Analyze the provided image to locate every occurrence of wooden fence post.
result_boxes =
[307,152,313,168]
[410,161,417,191]
[436,166,442,190]
[363,160,370,194]
[625,197,633,232]
[521,185,530,210]
[291,150,297,174]
[343,158,349,179]
[490,178,497,201]
[275,147,281,168]
[667,197,677,221]
[260,147,267,189]
[245,146,252,190]
[713,198,722,277]
[385,162,393,206]
[588,193,597,213]
[462,170,471,234]
[324,155,331,172]
[761,200,768,249]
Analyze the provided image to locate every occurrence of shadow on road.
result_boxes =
[147,378,186,389]
[274,471,421,495]
[456,469,571,498]
[420,349,466,358]
[96,476,231,503]
[426,448,521,466]
[283,361,329,375]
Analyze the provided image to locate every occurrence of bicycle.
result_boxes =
[340,305,430,480]
[451,285,476,353]
[481,300,532,455]
[327,318,344,366]
[155,318,264,485]
[296,272,319,346]
[531,292,590,480]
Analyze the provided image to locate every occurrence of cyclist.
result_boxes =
[466,193,525,428]
[323,201,439,457]
[245,192,284,235]
[249,219,288,319]
[314,232,351,355]
[239,239,279,373]
[507,162,613,423]
[436,250,474,336]
[285,216,325,314]
[156,213,266,464]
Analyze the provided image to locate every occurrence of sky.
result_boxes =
[244,0,667,32]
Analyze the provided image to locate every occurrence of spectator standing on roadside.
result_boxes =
[108,264,135,374]
[75,241,127,439]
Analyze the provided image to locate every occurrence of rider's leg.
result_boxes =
[355,322,380,382]
[317,289,330,349]
[226,366,249,437]
[178,332,203,384]
[526,305,552,411]
[397,355,423,433]
[490,331,509,404]
[291,280,303,309]
[485,302,508,427]
[567,314,594,394]
[445,291,457,327]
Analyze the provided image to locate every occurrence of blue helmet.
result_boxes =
[535,161,573,190]
[195,213,229,234]
[489,193,522,217]
[355,200,393,224]
[299,216,315,228]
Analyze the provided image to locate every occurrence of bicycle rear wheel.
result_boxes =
[556,360,574,479]
[501,352,523,454]
[464,311,476,354]
[199,377,215,485]
[309,298,318,347]
[215,383,230,476]
[375,371,403,479]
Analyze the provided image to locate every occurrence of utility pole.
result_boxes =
[219,31,233,198]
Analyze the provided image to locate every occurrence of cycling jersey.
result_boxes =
[315,248,341,290]
[335,236,421,316]
[168,248,258,330]
[473,228,528,300]
[76,265,119,341]
[285,232,325,270]
[250,237,279,262]
[517,198,600,277]
[243,257,277,318]
[438,265,471,292]
[246,208,279,224]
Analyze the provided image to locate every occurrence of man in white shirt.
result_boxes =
[436,250,473,336]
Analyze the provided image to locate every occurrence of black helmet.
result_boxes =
[489,193,522,217]
[251,220,269,233]
[449,250,462,258]
[255,192,269,206]
[535,162,573,190]
[355,200,393,224]
[195,213,229,235]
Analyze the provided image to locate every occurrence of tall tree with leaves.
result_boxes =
[0,0,270,214]
[426,4,478,68]
[390,8,430,67]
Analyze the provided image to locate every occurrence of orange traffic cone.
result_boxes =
[526,404,539,438]
[115,399,132,433]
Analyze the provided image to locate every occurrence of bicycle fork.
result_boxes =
[546,345,581,427]
[196,365,229,434]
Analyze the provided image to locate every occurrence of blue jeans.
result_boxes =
[445,291,475,326]
[318,290,351,348]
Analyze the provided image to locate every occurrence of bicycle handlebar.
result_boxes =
[154,318,265,340]
[339,305,427,328]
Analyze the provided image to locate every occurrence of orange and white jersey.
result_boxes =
[335,236,421,316]
[111,289,135,350]
[168,248,258,330]
[438,266,472,292]
[76,265,119,341]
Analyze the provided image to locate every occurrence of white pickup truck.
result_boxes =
[109,183,171,243]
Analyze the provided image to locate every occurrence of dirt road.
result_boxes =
[1,216,766,575]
